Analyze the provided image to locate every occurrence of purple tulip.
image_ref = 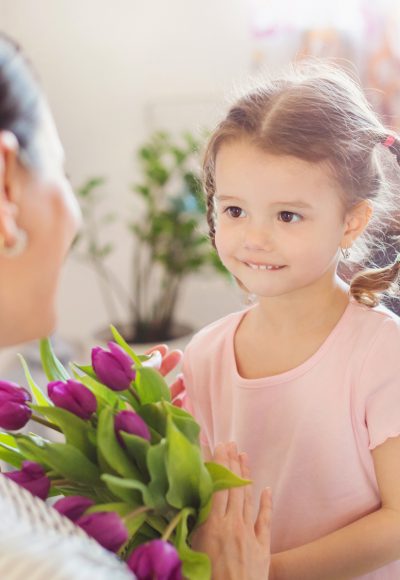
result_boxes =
[47,380,97,420]
[4,461,50,500]
[53,495,95,522]
[0,380,32,430]
[114,410,151,446]
[91,342,135,391]
[76,511,128,553]
[127,539,183,580]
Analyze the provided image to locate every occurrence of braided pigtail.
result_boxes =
[349,134,400,308]
[203,140,218,249]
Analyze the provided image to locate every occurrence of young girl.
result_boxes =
[182,64,400,579]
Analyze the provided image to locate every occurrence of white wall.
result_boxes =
[0,0,251,345]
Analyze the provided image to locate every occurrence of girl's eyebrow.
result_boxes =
[215,195,312,209]
[215,195,242,202]
[269,200,313,209]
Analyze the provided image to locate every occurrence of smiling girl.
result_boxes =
[183,64,400,579]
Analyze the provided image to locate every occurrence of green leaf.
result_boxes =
[175,507,211,580]
[40,338,70,382]
[163,402,200,444]
[14,435,53,468]
[0,443,24,468]
[205,461,251,492]
[73,364,98,380]
[18,355,52,406]
[31,405,96,461]
[135,367,171,404]
[0,433,17,447]
[15,435,100,485]
[102,474,148,504]
[44,443,100,484]
[101,474,143,505]
[138,403,167,437]
[165,416,212,510]
[86,502,132,516]
[120,432,150,475]
[97,407,142,480]
[146,439,169,511]
[110,326,142,366]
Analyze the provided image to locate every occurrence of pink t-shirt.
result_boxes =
[182,298,400,579]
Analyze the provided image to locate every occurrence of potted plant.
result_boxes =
[73,130,227,345]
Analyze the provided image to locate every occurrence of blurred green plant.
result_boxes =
[73,131,227,343]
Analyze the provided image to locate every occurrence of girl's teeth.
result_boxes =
[247,263,282,270]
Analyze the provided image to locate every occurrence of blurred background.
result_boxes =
[1,0,400,373]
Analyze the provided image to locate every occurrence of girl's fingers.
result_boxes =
[212,443,230,516]
[170,374,185,400]
[144,345,183,377]
[240,452,253,524]
[145,344,168,358]
[226,442,245,513]
[159,349,183,376]
[254,487,272,547]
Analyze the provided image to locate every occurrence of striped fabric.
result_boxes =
[0,475,134,580]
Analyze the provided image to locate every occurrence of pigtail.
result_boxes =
[349,134,400,308]
[203,137,218,250]
[350,261,400,307]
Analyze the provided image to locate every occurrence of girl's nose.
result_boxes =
[243,224,273,251]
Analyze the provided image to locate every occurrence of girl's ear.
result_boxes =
[342,199,373,247]
[0,131,21,246]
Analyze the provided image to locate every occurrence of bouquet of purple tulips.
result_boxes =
[0,327,249,579]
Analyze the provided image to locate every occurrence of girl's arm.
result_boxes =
[270,435,400,580]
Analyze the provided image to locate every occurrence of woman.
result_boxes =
[0,32,271,580]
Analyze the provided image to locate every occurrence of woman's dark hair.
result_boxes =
[0,33,41,165]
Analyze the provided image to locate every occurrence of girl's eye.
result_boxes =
[225,206,246,219]
[278,211,302,223]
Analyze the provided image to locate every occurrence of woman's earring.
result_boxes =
[0,228,28,257]
[340,246,351,260]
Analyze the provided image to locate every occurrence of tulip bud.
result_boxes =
[76,511,129,553]
[91,342,135,391]
[0,380,32,430]
[4,461,50,500]
[48,380,97,420]
[114,410,151,446]
[53,495,95,522]
[127,539,183,580]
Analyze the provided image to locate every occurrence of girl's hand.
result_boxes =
[145,344,182,377]
[191,441,272,580]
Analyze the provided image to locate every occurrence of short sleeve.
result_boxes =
[361,317,400,450]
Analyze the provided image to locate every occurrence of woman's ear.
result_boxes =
[0,131,21,247]
[341,199,373,248]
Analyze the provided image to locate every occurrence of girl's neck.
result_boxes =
[252,274,350,337]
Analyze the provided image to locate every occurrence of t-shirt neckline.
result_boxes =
[230,297,356,387]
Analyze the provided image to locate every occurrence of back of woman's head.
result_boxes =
[0,33,42,166]
[204,62,400,308]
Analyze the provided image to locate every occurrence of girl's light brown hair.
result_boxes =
[203,62,400,308]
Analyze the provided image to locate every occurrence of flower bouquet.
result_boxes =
[0,327,249,579]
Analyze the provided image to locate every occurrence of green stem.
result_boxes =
[129,385,141,403]
[31,414,62,433]
[162,510,185,542]
[124,505,152,522]
[51,478,73,486]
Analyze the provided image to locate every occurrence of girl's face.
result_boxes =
[214,139,353,301]
[0,104,81,346]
